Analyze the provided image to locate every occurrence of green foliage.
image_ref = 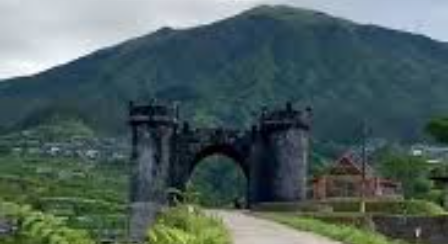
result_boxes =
[1,117,95,143]
[426,117,448,144]
[2,6,448,141]
[262,213,409,244]
[0,155,127,205]
[37,197,125,215]
[375,149,432,199]
[0,155,128,238]
[167,187,201,206]
[252,199,446,216]
[0,200,95,244]
[147,205,231,244]
[188,156,246,207]
[318,199,446,216]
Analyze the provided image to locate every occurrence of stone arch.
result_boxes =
[188,144,250,180]
[186,143,250,207]
[128,101,311,241]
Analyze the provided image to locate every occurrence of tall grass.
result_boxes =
[319,199,446,216]
[148,205,231,244]
[262,213,410,244]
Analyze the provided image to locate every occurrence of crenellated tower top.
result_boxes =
[258,102,312,132]
[129,100,179,127]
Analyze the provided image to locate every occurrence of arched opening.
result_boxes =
[187,145,248,208]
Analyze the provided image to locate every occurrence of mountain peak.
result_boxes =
[241,4,354,26]
[245,5,320,15]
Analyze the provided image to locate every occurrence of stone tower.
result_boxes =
[128,101,178,241]
[249,103,311,203]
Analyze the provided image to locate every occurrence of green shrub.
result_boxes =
[37,197,125,215]
[319,199,446,216]
[0,200,95,244]
[251,199,446,216]
[148,205,231,244]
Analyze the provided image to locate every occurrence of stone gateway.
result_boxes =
[128,101,311,241]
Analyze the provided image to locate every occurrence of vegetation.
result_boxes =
[316,199,446,216]
[252,198,446,216]
[188,156,246,207]
[148,205,231,244]
[1,6,448,142]
[426,117,448,144]
[0,200,94,244]
[0,154,128,239]
[375,148,433,199]
[147,189,231,244]
[431,163,448,180]
[0,154,232,243]
[0,155,127,204]
[262,212,409,244]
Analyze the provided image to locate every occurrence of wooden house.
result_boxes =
[312,152,402,200]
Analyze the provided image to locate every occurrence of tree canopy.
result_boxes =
[426,117,448,144]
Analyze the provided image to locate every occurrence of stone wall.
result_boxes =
[372,216,448,244]
[313,213,448,244]
[0,218,16,236]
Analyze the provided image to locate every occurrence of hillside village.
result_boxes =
[0,132,128,162]
[0,119,129,162]
[2,123,448,164]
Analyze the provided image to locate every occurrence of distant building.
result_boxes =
[85,149,99,159]
[0,133,130,162]
[48,146,61,156]
[410,144,448,164]
[312,152,402,200]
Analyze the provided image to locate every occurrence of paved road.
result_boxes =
[212,211,342,244]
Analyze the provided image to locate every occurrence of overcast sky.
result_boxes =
[1,0,447,79]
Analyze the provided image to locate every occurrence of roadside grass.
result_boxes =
[252,199,447,216]
[148,205,231,244]
[260,212,410,244]
[318,199,446,216]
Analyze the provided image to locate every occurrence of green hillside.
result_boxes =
[1,5,448,141]
[0,155,128,238]
[2,118,95,141]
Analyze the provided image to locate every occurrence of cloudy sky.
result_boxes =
[1,0,447,79]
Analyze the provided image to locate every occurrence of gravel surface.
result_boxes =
[211,211,343,244]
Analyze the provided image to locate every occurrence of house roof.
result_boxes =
[327,151,375,176]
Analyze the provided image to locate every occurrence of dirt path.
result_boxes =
[211,211,342,244]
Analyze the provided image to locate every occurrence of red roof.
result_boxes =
[313,151,401,188]
[327,151,374,176]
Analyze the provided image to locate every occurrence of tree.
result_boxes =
[426,117,448,208]
[376,148,432,199]
[426,117,448,143]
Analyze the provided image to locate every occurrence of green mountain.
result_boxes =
[1,5,448,142]
[1,118,95,142]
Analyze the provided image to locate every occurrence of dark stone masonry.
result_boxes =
[128,101,311,241]
[372,216,448,244]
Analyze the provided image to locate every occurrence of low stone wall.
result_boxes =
[309,214,448,244]
[372,216,448,244]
